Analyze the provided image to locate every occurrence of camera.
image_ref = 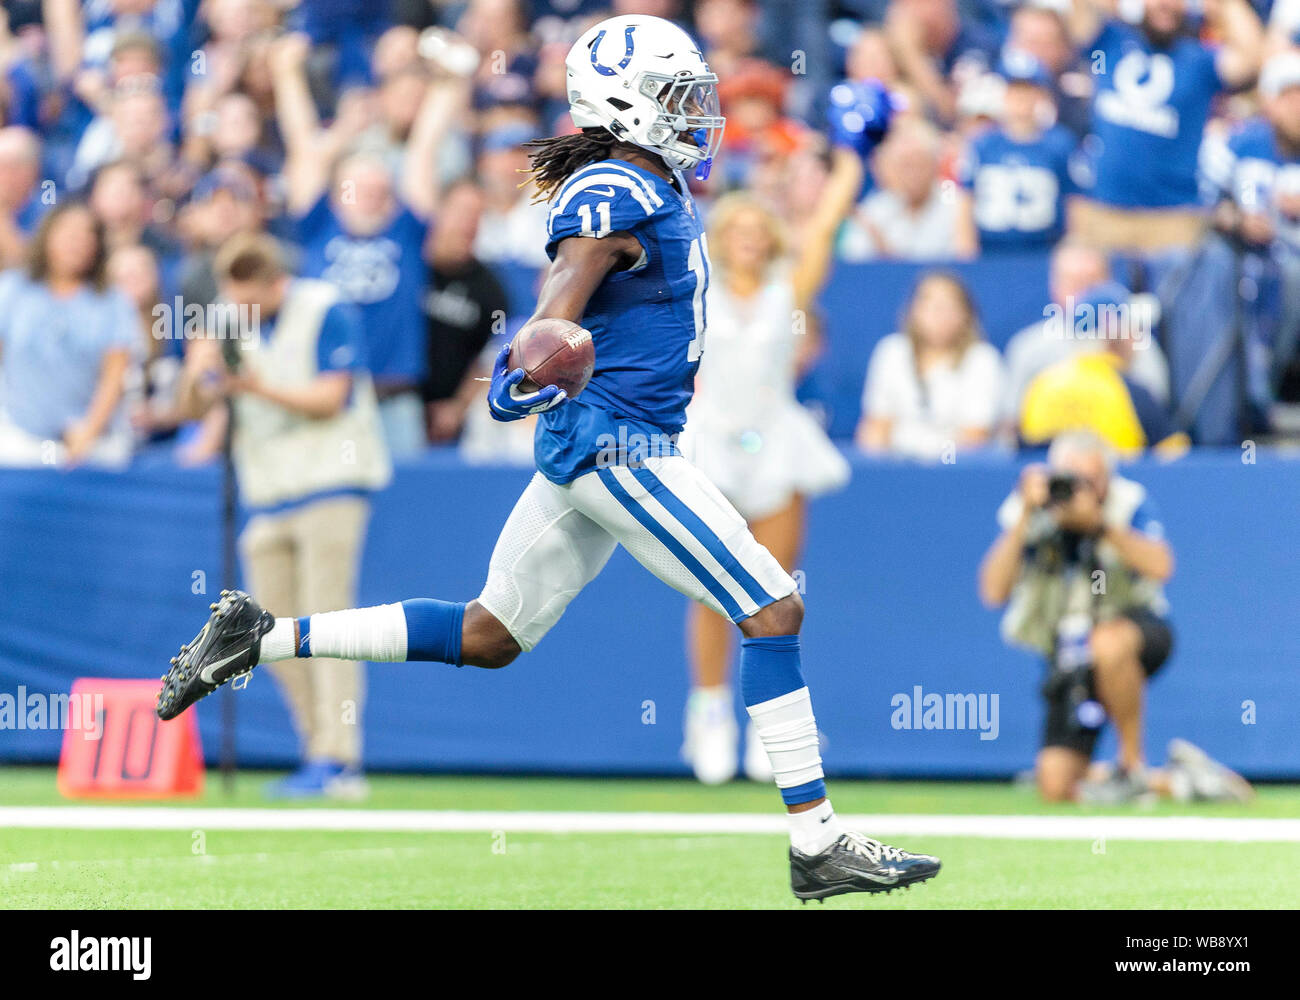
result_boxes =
[1047,472,1079,504]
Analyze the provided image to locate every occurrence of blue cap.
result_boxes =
[997,49,1053,89]
[1077,280,1129,313]
[191,165,258,203]
[480,122,536,154]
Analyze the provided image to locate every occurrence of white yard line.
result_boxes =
[2,806,1298,842]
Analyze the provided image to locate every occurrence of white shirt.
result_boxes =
[863,333,1004,459]
[839,186,959,261]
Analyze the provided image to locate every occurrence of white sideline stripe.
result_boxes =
[2,807,1299,842]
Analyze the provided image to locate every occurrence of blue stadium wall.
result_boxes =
[1,449,1295,779]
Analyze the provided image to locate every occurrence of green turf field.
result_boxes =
[3,768,1298,908]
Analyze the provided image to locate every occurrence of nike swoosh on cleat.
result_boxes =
[199,649,250,685]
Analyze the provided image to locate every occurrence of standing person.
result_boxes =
[159,14,941,901]
[954,51,1081,256]
[269,32,469,458]
[175,233,391,798]
[421,178,508,444]
[1066,0,1264,252]
[0,202,136,468]
[677,156,859,784]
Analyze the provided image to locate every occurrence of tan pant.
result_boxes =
[1069,198,1208,253]
[240,495,370,766]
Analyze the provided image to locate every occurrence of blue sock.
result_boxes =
[401,599,465,665]
[741,634,826,806]
[740,634,804,706]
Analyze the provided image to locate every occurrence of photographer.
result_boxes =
[978,431,1175,802]
[177,232,391,798]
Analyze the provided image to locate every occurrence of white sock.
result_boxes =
[788,798,842,855]
[256,604,409,664]
[259,619,297,662]
[745,687,824,790]
[308,604,408,661]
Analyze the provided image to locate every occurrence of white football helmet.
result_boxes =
[564,14,725,180]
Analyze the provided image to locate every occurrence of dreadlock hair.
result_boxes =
[522,128,648,203]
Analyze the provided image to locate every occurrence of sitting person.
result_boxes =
[0,202,137,468]
[1017,281,1189,457]
[856,271,1004,460]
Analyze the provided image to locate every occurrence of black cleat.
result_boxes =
[790,831,941,901]
[156,589,275,720]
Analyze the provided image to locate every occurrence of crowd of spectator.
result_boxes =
[1,0,1299,472]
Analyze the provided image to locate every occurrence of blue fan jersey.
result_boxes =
[534,158,709,484]
[960,124,1080,249]
[1203,117,1300,248]
[1087,21,1223,208]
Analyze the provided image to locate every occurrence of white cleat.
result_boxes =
[1167,738,1254,803]
[682,689,738,785]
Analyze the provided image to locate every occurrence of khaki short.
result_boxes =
[1069,199,1208,253]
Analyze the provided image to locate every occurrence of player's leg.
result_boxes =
[684,498,806,784]
[157,474,615,719]
[739,495,805,782]
[571,456,939,897]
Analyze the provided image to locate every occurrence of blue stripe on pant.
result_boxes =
[626,466,776,611]
[597,467,748,621]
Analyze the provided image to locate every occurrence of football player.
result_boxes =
[158,14,941,901]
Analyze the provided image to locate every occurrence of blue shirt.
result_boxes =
[0,271,137,439]
[296,195,429,385]
[960,124,1079,248]
[258,296,369,375]
[1087,21,1223,208]
[535,159,709,484]
[1203,116,1300,248]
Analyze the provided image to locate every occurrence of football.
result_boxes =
[508,318,596,398]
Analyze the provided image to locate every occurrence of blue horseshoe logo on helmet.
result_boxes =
[590,25,636,77]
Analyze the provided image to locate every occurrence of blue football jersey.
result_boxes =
[960,124,1080,249]
[1086,21,1222,208]
[534,158,709,484]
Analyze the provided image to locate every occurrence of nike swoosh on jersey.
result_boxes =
[586,187,617,197]
[199,649,250,685]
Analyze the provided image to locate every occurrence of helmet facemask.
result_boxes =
[638,71,725,180]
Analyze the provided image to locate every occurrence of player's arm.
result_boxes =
[486,231,641,421]
[1208,0,1264,90]
[530,231,643,324]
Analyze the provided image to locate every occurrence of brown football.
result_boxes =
[508,318,596,398]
